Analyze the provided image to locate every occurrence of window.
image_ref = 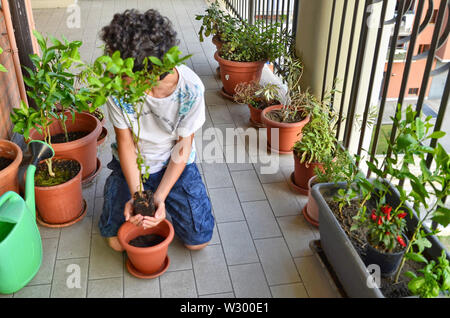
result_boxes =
[418,44,430,54]
[409,88,419,95]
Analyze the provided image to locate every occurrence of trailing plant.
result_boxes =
[0,47,7,73]
[233,81,281,110]
[78,47,191,196]
[195,1,239,43]
[405,249,450,298]
[219,19,291,63]
[11,30,84,176]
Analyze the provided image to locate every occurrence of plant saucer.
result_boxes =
[126,256,170,279]
[82,158,102,188]
[37,199,87,228]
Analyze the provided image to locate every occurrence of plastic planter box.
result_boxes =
[311,181,450,298]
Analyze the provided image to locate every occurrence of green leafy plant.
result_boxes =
[219,19,291,63]
[233,81,281,110]
[78,47,191,195]
[0,47,7,73]
[195,1,239,43]
[11,30,84,176]
[406,250,450,298]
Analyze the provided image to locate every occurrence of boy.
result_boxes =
[98,9,215,252]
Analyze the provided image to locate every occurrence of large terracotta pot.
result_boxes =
[29,112,101,182]
[215,51,266,96]
[0,140,22,196]
[261,105,310,154]
[35,158,85,227]
[118,219,174,279]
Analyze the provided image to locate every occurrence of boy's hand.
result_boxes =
[142,200,166,229]
[124,199,144,226]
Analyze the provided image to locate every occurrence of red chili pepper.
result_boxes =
[378,216,383,225]
[397,235,406,248]
[397,212,407,219]
[386,210,391,221]
[381,205,392,215]
[371,210,377,221]
[386,232,390,235]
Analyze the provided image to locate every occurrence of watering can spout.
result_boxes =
[25,141,54,216]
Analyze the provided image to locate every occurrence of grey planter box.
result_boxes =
[311,181,450,298]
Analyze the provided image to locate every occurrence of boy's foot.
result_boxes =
[185,241,210,251]
[107,236,124,252]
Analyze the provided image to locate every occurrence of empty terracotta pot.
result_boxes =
[0,140,22,196]
[261,105,310,154]
[29,112,101,181]
[118,219,174,277]
[303,176,319,227]
[35,158,84,226]
[215,51,266,96]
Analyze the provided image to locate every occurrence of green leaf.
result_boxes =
[432,206,450,227]
[149,56,163,67]
[406,252,428,264]
[397,134,417,150]
[0,64,7,73]
[408,276,426,294]
[428,131,446,140]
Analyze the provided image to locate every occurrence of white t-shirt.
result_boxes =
[106,65,205,174]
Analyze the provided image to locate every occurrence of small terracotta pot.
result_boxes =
[215,51,266,96]
[97,126,108,147]
[29,112,101,181]
[83,109,106,126]
[293,153,324,193]
[0,140,23,196]
[261,105,310,154]
[303,176,319,227]
[35,158,84,225]
[118,219,174,277]
[212,35,223,51]
[248,104,264,127]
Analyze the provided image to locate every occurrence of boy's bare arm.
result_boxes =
[114,126,141,195]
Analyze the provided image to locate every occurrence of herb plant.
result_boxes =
[233,81,281,110]
[195,1,239,43]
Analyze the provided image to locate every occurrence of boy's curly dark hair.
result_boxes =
[101,9,179,71]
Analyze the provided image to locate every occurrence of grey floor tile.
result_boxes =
[229,263,272,298]
[205,90,229,106]
[218,222,259,265]
[167,236,192,272]
[57,216,92,259]
[254,237,301,286]
[191,245,232,295]
[87,278,123,298]
[294,256,341,298]
[51,258,89,298]
[241,201,282,239]
[91,196,104,235]
[208,105,234,125]
[160,270,197,298]
[277,215,316,257]
[210,224,221,245]
[200,75,221,91]
[209,188,245,223]
[124,272,160,298]
[231,170,266,202]
[270,283,309,298]
[193,64,213,77]
[14,284,51,298]
[89,234,123,280]
[254,163,287,184]
[200,292,235,298]
[28,238,58,286]
[263,182,301,217]
[38,225,61,239]
[202,163,233,189]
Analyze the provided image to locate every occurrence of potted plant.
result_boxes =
[311,105,450,298]
[215,18,290,98]
[23,31,102,185]
[233,81,281,127]
[84,46,190,278]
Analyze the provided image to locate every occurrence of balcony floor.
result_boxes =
[1,0,340,298]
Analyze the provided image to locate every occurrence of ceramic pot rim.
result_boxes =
[214,51,267,67]
[0,140,23,177]
[261,105,310,128]
[118,219,175,254]
[34,157,83,191]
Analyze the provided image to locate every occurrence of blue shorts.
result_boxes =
[98,157,215,246]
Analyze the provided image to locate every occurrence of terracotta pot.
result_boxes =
[0,140,23,196]
[293,153,324,193]
[303,176,319,227]
[97,126,108,147]
[29,112,101,181]
[35,158,84,226]
[83,109,106,126]
[261,105,310,154]
[215,51,266,96]
[118,219,174,278]
[248,104,264,127]
[212,35,223,51]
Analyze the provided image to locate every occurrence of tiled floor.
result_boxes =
[2,0,340,298]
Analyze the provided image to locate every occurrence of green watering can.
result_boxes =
[0,140,54,294]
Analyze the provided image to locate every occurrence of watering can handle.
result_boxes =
[0,192,21,224]
[25,165,37,219]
